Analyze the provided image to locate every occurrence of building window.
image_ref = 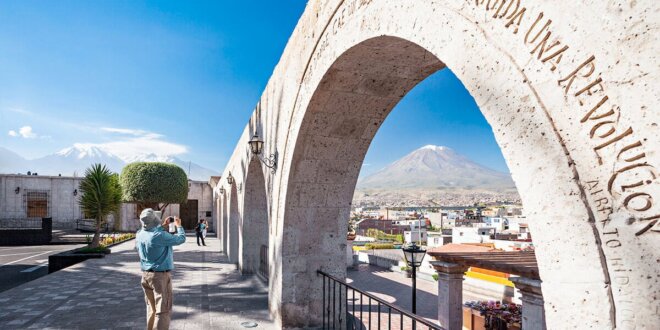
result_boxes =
[24,190,50,218]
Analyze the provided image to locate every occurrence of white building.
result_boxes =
[404,230,427,244]
[426,231,452,247]
[0,174,213,232]
[452,226,495,244]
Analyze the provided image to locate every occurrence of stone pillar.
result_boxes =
[346,234,355,268]
[431,261,467,329]
[510,276,546,330]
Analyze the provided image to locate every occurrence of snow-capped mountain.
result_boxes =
[357,145,515,191]
[30,145,126,175]
[0,145,219,181]
[0,147,27,171]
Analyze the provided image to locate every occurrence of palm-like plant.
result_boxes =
[79,164,122,248]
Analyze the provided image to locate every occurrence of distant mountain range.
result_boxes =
[354,145,518,203]
[0,145,219,181]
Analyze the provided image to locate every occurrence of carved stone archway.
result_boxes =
[220,1,658,328]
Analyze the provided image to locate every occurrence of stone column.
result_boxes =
[510,276,546,330]
[346,235,355,268]
[431,261,467,329]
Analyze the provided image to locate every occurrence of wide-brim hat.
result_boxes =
[140,208,162,230]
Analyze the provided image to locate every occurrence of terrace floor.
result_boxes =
[0,233,274,330]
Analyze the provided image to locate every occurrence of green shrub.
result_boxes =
[432,273,439,281]
[120,162,188,210]
[364,243,395,250]
[365,229,404,243]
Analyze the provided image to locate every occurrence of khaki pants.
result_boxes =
[141,271,173,330]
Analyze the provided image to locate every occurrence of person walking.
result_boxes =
[195,219,206,246]
[201,219,208,239]
[136,208,186,330]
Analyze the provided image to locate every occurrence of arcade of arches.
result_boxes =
[212,1,658,328]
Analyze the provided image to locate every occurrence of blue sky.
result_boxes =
[0,1,509,174]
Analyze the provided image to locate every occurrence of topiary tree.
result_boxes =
[79,164,123,248]
[120,162,188,212]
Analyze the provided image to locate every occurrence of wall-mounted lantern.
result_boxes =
[248,134,277,173]
[73,189,78,196]
[227,172,235,185]
[15,187,20,194]
[219,187,226,195]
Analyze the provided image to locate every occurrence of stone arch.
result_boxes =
[240,157,269,274]
[227,184,240,263]
[219,1,657,328]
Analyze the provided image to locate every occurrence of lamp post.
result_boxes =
[402,242,426,314]
[248,134,277,173]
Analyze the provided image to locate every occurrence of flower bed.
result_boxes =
[100,232,135,247]
[463,301,521,330]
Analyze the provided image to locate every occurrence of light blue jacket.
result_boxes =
[136,226,186,271]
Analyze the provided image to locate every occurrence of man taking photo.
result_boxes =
[136,208,186,330]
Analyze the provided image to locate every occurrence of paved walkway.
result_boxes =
[0,244,85,293]
[0,234,274,329]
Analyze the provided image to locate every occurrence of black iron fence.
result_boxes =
[318,270,443,330]
[259,245,269,280]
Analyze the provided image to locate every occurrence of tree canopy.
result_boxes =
[120,162,188,209]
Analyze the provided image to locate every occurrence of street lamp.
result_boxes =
[402,242,426,314]
[248,134,277,173]
[219,187,226,195]
[227,172,235,185]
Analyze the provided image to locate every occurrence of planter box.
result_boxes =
[48,237,134,273]
[463,307,520,330]
[48,251,106,273]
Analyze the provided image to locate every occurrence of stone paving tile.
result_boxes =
[0,233,275,329]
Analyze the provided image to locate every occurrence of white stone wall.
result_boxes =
[0,175,83,228]
[216,1,659,328]
[1,175,213,232]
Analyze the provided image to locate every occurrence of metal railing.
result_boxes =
[318,270,443,330]
[259,245,269,280]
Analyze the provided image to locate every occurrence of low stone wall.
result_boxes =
[0,219,42,229]
[0,218,52,245]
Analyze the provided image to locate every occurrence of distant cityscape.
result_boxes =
[353,191,521,208]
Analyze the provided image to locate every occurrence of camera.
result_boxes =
[168,217,175,223]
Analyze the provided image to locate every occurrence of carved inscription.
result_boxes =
[473,0,658,236]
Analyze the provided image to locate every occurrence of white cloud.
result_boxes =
[100,127,160,138]
[8,126,38,138]
[77,127,187,162]
[7,108,33,115]
[19,126,37,138]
